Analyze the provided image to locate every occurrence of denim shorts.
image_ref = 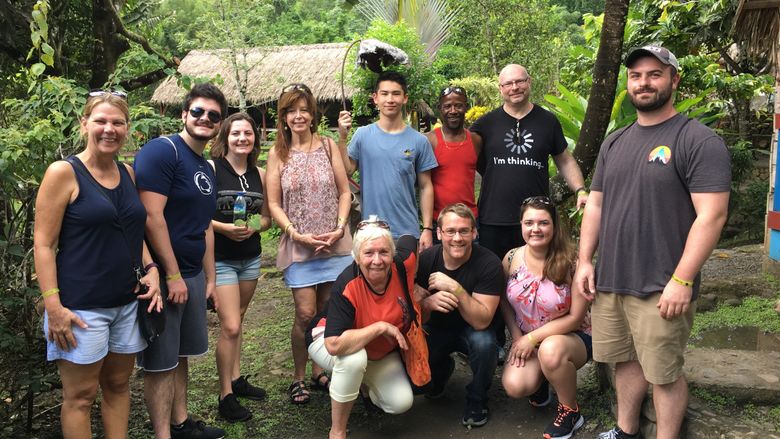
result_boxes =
[215,255,261,286]
[43,300,147,364]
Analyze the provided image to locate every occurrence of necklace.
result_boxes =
[439,129,468,150]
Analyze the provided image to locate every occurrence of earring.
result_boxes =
[284,125,289,131]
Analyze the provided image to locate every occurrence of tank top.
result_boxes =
[431,128,478,219]
[505,246,591,334]
[212,158,263,261]
[280,141,339,236]
[57,157,147,309]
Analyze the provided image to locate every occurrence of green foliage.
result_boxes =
[449,76,501,108]
[347,20,447,117]
[691,296,780,338]
[691,386,736,409]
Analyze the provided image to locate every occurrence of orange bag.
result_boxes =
[394,258,431,386]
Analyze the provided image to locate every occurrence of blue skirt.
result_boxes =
[283,255,353,288]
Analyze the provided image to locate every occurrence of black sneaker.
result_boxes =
[425,356,455,399]
[598,427,640,439]
[171,416,226,439]
[232,375,266,400]
[529,379,553,407]
[218,393,251,423]
[461,400,489,427]
[544,403,584,439]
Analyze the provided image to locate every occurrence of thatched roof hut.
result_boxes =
[151,42,356,107]
[732,0,780,69]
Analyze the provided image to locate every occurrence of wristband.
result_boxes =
[575,186,588,196]
[284,223,296,235]
[671,274,693,287]
[41,287,60,298]
[527,332,539,347]
[422,227,434,233]
[454,286,466,296]
[144,262,160,272]
[166,272,182,281]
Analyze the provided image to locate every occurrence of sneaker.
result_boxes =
[171,416,226,439]
[232,375,266,400]
[462,400,489,427]
[598,427,640,439]
[218,393,251,423]
[544,403,584,439]
[529,379,553,407]
[425,356,455,399]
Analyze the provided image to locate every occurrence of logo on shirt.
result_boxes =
[193,171,213,195]
[403,148,412,157]
[504,128,534,154]
[647,145,672,165]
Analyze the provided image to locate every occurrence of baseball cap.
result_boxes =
[624,45,679,69]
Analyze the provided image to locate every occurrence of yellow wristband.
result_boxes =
[671,274,693,287]
[166,272,182,281]
[527,332,539,347]
[41,287,60,298]
[454,286,466,296]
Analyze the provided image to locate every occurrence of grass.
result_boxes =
[690,295,780,338]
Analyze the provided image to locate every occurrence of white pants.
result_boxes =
[308,331,413,414]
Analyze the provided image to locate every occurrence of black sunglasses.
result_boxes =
[188,106,222,123]
[440,86,467,99]
[282,83,312,94]
[522,196,553,206]
[89,89,127,100]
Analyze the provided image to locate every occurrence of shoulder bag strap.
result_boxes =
[394,256,417,323]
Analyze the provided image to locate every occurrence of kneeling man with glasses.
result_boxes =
[416,203,505,427]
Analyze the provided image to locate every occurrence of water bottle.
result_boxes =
[233,192,247,224]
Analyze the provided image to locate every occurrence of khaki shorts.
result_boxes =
[591,291,695,385]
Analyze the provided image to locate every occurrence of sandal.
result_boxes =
[288,380,310,405]
[311,372,330,391]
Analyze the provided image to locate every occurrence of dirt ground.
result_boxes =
[13,244,775,438]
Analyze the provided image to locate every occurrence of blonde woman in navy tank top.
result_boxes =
[33,92,162,438]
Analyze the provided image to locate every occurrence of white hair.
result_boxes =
[351,226,395,260]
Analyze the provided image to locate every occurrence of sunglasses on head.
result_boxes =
[440,86,467,99]
[188,106,222,123]
[522,196,553,206]
[89,89,128,100]
[282,83,312,94]
[357,215,390,231]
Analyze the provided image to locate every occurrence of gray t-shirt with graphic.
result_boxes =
[590,114,731,299]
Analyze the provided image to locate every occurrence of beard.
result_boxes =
[629,84,673,112]
[185,121,217,142]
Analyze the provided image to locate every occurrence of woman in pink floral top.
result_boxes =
[500,196,591,439]
[267,83,353,405]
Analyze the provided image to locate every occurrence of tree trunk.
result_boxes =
[572,0,629,179]
[90,0,129,88]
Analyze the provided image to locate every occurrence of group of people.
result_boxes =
[34,44,730,439]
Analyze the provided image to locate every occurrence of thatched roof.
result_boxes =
[151,42,357,107]
[732,0,780,68]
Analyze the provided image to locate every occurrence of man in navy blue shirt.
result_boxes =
[135,83,226,439]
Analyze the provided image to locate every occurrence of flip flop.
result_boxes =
[311,372,330,391]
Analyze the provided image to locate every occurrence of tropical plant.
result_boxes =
[354,0,460,57]
[347,19,447,117]
[448,76,501,108]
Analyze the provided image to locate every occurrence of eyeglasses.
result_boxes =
[357,215,390,231]
[499,77,530,88]
[282,83,312,94]
[440,86,467,99]
[88,89,128,100]
[522,196,553,206]
[440,227,473,237]
[188,106,222,123]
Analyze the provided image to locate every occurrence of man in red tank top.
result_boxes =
[425,87,483,242]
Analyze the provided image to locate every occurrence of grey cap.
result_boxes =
[624,45,679,69]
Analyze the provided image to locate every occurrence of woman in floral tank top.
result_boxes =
[266,83,353,405]
[500,196,592,439]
